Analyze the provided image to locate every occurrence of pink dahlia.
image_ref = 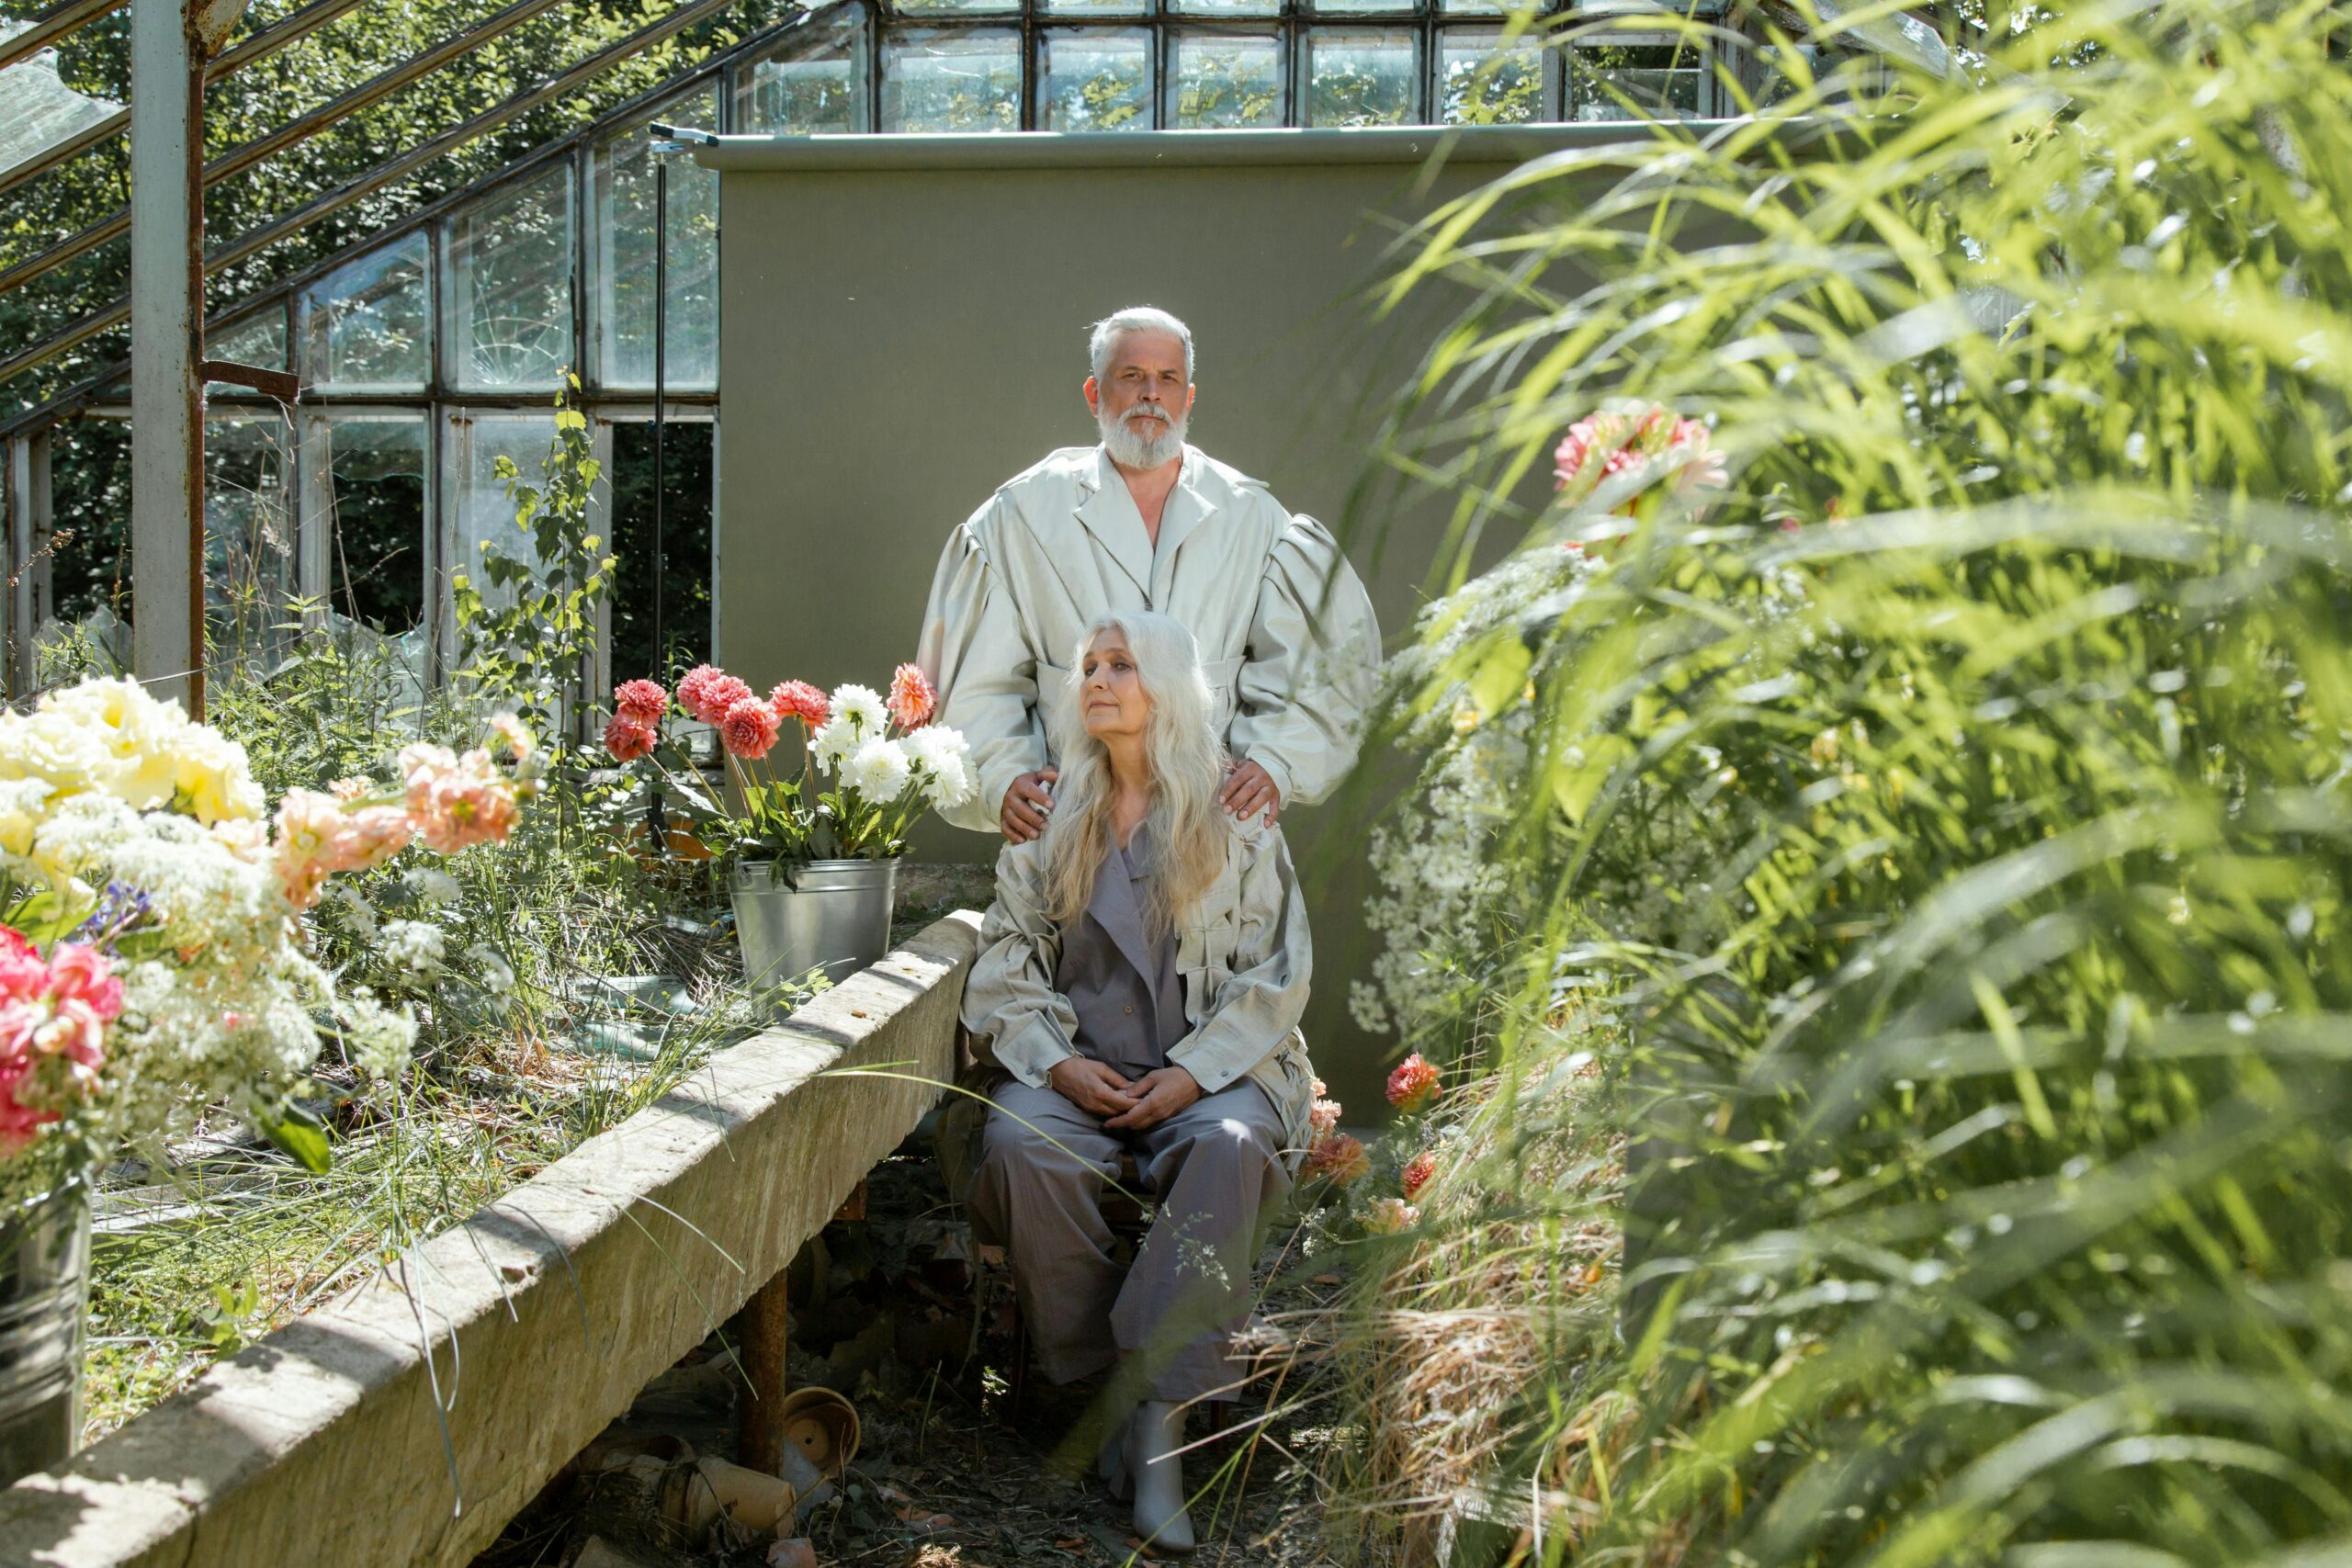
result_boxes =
[1308,1133,1370,1187]
[489,713,534,763]
[605,716,657,763]
[719,695,782,760]
[1386,1054,1442,1113]
[888,663,937,730]
[1401,1148,1437,1201]
[675,664,719,716]
[685,671,754,726]
[614,679,669,726]
[771,680,830,730]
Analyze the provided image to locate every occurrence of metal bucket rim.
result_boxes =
[731,857,899,887]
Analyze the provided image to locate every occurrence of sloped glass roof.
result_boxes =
[0,22,123,182]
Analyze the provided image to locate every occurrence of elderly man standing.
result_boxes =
[917,305,1382,844]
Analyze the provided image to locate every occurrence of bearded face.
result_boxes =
[1098,397,1187,469]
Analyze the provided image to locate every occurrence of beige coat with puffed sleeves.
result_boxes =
[916,444,1383,835]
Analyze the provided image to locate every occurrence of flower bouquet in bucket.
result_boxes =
[0,678,533,1481]
[601,662,975,991]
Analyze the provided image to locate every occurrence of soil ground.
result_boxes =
[474,1147,1344,1568]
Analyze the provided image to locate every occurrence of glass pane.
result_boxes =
[447,166,575,393]
[894,0,1019,14]
[299,233,430,393]
[592,91,720,393]
[1038,29,1155,132]
[1043,0,1147,15]
[1440,30,1547,123]
[609,421,714,679]
[1169,0,1279,15]
[881,30,1023,132]
[48,422,133,657]
[1305,29,1420,125]
[449,415,559,617]
[1309,0,1416,13]
[737,16,871,132]
[205,412,299,682]
[0,22,121,173]
[1572,40,1710,120]
[205,309,287,396]
[1167,31,1283,129]
[312,416,429,639]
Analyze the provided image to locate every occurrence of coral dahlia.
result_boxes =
[1386,1053,1442,1112]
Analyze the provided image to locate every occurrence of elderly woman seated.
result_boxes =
[961,609,1316,1554]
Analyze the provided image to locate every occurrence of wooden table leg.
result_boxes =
[740,1269,790,1473]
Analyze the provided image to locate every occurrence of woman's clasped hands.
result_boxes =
[1046,1056,1203,1130]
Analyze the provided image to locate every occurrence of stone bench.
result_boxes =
[0,910,982,1568]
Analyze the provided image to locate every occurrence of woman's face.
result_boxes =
[1080,627,1151,744]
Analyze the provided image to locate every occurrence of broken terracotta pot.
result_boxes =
[662,1456,802,1539]
[774,1387,861,1477]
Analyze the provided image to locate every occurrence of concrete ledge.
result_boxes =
[0,911,982,1568]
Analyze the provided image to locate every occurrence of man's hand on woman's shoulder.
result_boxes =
[1001,767,1059,842]
[1220,759,1281,827]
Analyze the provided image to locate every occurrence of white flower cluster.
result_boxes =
[0,679,419,1181]
[809,684,976,813]
[0,677,265,827]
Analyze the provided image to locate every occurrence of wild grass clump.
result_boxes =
[1318,2,2352,1562]
[1308,1006,1623,1562]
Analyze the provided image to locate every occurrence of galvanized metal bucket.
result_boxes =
[0,1180,89,1487]
[731,857,898,996]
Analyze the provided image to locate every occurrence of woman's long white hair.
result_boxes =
[1040,611,1227,939]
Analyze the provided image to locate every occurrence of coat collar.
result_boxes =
[1073,446,1221,600]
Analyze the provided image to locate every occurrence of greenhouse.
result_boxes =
[0,2,2345,1567]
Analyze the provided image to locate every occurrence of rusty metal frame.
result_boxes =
[0,0,373,198]
[0,0,751,397]
[0,0,573,301]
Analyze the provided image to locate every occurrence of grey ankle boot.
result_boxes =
[1130,1399,1195,1553]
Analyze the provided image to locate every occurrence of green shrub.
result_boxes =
[1334,2,2352,1561]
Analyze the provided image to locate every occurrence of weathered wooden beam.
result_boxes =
[129,0,206,715]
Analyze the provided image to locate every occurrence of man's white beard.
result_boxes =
[1099,402,1187,470]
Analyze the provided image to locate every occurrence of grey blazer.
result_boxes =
[961,814,1318,1153]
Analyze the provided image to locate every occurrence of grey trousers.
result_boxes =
[967,1077,1290,1402]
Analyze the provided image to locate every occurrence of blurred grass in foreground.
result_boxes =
[1315,3,2352,1562]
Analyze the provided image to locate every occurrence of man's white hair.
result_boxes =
[1089,307,1194,384]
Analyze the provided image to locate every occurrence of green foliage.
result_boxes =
[1337,2,2352,1561]
[453,376,616,752]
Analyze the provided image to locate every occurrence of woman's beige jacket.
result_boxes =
[961,815,1317,1153]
